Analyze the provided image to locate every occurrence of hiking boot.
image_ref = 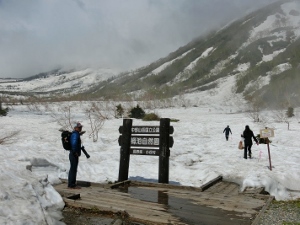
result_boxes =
[68,185,81,189]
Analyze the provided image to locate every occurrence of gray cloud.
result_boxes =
[0,0,277,78]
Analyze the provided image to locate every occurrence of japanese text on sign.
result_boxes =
[131,137,159,146]
[130,149,160,155]
[131,126,160,134]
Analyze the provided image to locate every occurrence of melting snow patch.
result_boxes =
[235,63,250,72]
[262,49,286,62]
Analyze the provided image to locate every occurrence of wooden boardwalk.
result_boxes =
[54,177,273,225]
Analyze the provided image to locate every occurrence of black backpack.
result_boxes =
[61,131,72,151]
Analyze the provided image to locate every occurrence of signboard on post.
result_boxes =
[260,128,274,171]
[118,118,174,184]
[260,128,274,138]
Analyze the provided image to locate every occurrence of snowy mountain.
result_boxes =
[0,68,117,97]
[1,0,300,107]
[94,0,300,107]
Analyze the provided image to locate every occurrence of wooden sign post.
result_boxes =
[118,118,174,183]
[260,128,274,171]
[118,119,132,182]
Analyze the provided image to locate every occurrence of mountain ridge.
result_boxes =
[1,0,299,107]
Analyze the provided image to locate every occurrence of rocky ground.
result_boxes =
[257,200,300,225]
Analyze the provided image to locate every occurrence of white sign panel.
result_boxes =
[260,128,274,138]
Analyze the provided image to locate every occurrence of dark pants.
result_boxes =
[225,135,229,141]
[244,144,252,159]
[68,153,79,187]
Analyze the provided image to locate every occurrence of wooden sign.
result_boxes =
[118,118,174,184]
[260,128,274,138]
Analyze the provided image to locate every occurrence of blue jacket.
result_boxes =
[70,131,81,156]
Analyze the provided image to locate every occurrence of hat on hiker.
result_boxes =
[74,122,83,128]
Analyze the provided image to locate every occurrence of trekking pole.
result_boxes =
[81,146,90,158]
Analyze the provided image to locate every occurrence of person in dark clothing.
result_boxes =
[242,125,258,159]
[223,125,232,141]
[68,122,83,189]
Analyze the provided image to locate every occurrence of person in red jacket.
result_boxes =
[242,125,258,159]
[68,122,83,189]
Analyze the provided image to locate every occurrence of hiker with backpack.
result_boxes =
[68,122,83,189]
[241,125,259,159]
[223,125,232,141]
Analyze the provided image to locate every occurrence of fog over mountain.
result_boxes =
[0,0,277,78]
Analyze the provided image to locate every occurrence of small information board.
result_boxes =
[259,127,274,171]
[260,128,274,138]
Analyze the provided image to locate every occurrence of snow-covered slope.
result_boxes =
[0,68,117,96]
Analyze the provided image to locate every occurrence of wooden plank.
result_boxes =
[77,190,253,225]
[64,197,186,225]
[251,196,275,225]
[200,175,222,191]
[205,181,232,193]
[166,195,252,225]
[222,182,240,195]
[202,181,223,193]
[82,193,165,211]
[244,187,265,195]
[130,180,203,192]
[54,178,272,225]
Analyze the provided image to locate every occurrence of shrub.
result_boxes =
[143,113,160,121]
[115,104,124,118]
[256,134,272,144]
[0,108,8,116]
[286,107,295,118]
[129,104,145,119]
[0,100,8,116]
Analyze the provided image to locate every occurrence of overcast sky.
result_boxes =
[0,0,277,78]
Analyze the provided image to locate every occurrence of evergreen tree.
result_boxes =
[286,107,295,118]
[115,104,124,118]
[129,105,145,119]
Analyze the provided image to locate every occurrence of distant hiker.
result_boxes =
[241,125,258,159]
[223,125,232,141]
[68,122,83,189]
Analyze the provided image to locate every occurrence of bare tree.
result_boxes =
[245,95,264,122]
[50,104,75,131]
[273,108,292,130]
[84,102,108,142]
[26,101,47,115]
